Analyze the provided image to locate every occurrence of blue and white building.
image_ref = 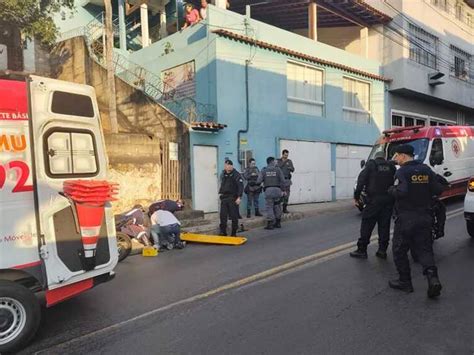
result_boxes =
[57,0,394,212]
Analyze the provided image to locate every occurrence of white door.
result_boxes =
[336,144,372,199]
[193,145,218,212]
[280,139,332,204]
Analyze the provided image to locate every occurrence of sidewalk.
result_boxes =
[130,199,354,255]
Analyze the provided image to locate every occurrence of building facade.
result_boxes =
[312,0,474,128]
[56,1,395,211]
[129,6,390,211]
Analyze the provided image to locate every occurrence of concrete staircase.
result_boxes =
[58,12,217,126]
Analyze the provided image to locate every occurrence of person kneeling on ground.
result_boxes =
[150,209,186,251]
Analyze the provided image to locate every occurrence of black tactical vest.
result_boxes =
[367,159,395,197]
[263,167,280,187]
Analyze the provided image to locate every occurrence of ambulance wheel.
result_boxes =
[0,281,41,353]
[116,232,132,262]
[467,221,474,238]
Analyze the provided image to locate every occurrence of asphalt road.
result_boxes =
[20,198,472,355]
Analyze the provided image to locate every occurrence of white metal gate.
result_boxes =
[280,139,332,204]
[335,144,371,199]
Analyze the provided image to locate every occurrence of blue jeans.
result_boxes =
[246,191,260,210]
[150,224,181,246]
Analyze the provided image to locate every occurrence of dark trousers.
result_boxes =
[392,212,436,281]
[160,224,181,245]
[246,191,260,210]
[433,199,446,236]
[220,196,239,235]
[358,203,393,251]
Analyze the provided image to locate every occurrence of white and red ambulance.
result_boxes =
[0,74,118,352]
[366,125,474,198]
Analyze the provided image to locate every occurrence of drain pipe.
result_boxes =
[238,59,250,168]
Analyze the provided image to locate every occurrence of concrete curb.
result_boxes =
[129,200,354,256]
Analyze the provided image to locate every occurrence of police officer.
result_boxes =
[388,144,444,298]
[350,151,396,259]
[257,157,286,230]
[243,158,263,218]
[218,160,244,236]
[277,149,295,214]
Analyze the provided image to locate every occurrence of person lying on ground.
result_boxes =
[148,199,184,216]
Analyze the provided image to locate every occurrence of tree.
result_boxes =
[0,0,75,46]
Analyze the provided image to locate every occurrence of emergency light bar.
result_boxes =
[382,125,425,137]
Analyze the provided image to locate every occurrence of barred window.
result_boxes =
[450,45,471,81]
[408,24,438,70]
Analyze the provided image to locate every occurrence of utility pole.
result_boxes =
[104,0,119,133]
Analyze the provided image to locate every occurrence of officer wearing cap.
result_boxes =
[218,160,244,236]
[257,157,286,230]
[388,144,444,298]
[350,151,396,260]
[277,149,295,214]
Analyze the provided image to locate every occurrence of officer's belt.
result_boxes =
[264,186,280,191]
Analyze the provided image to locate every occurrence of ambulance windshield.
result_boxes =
[368,139,429,162]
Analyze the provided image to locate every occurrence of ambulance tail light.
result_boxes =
[468,178,474,192]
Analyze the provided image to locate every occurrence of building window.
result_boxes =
[391,113,427,127]
[450,45,471,81]
[392,115,403,127]
[467,14,472,27]
[51,91,95,118]
[287,61,324,116]
[343,77,370,124]
[408,24,438,69]
[45,129,98,177]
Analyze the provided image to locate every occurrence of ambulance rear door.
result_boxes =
[28,75,117,289]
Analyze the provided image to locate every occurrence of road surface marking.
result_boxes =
[35,209,464,353]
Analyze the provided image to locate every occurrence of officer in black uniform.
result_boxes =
[388,144,444,298]
[350,151,396,259]
[218,160,244,236]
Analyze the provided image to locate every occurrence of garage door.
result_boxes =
[335,144,372,199]
[280,140,332,204]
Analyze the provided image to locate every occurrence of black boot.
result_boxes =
[264,221,274,230]
[247,209,251,218]
[283,204,289,214]
[231,229,238,237]
[389,279,414,293]
[349,248,368,259]
[255,208,263,217]
[375,249,388,260]
[219,229,227,236]
[275,219,281,228]
[425,268,442,299]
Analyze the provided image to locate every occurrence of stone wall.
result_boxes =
[49,37,192,213]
